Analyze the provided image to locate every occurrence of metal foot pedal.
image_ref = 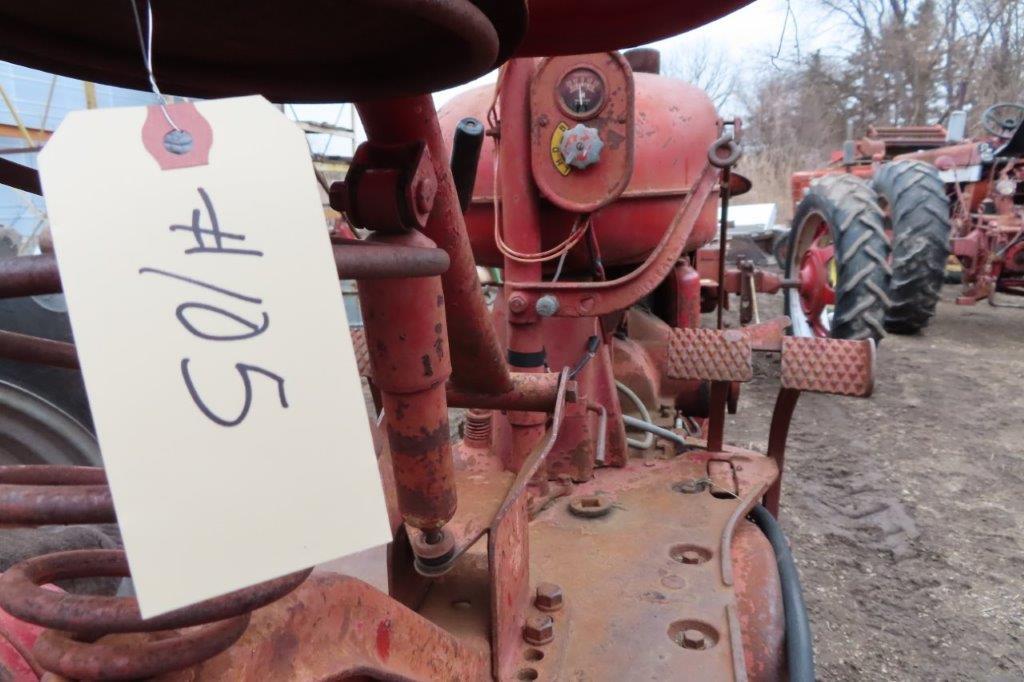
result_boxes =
[780,337,875,397]
[667,328,753,382]
[765,337,876,516]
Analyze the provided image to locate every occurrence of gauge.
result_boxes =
[557,67,606,119]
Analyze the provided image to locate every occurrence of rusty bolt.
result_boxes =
[535,583,563,612]
[523,614,554,645]
[679,550,702,565]
[508,294,529,313]
[414,175,437,215]
[681,629,706,650]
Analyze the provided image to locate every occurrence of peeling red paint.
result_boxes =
[376,619,392,662]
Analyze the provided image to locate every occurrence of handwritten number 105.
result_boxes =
[140,187,288,427]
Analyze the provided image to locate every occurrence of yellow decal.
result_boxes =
[550,121,571,176]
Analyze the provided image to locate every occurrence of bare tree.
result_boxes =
[662,40,738,110]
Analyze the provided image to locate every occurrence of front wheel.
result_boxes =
[785,174,892,341]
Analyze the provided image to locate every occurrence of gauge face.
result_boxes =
[557,67,606,119]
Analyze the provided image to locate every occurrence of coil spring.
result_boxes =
[462,409,492,446]
[0,465,311,680]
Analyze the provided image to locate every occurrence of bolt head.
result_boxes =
[523,614,554,645]
[508,294,528,313]
[681,629,705,650]
[414,176,437,214]
[679,550,702,565]
[535,294,560,317]
[535,582,564,611]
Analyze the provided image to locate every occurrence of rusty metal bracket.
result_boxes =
[489,367,570,680]
[332,141,437,232]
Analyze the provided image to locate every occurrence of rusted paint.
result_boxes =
[0,466,113,525]
[376,619,392,662]
[0,547,310,680]
[357,95,513,395]
[357,234,457,532]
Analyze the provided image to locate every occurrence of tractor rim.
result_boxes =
[788,212,837,338]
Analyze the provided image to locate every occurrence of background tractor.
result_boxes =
[786,102,1024,340]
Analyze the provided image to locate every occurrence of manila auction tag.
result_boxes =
[39,96,391,618]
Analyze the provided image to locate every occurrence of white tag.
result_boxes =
[39,96,390,618]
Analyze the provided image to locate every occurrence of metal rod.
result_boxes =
[0,244,451,300]
[0,330,79,369]
[716,167,732,330]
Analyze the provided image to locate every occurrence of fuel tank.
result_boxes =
[438,70,721,272]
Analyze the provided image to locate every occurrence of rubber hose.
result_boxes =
[749,504,815,682]
[615,381,654,449]
[621,415,688,448]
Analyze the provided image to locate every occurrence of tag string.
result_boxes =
[129,0,180,132]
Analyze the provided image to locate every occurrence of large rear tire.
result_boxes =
[785,174,891,341]
[871,161,951,334]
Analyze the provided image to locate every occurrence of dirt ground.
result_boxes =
[722,285,1024,681]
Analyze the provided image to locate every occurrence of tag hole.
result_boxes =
[163,129,194,155]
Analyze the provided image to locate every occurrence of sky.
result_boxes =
[432,0,835,110]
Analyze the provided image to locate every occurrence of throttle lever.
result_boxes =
[450,117,484,212]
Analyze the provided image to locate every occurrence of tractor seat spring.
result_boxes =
[0,465,310,680]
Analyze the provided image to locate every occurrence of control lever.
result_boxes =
[450,117,484,212]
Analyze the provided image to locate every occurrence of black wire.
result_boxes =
[567,335,600,379]
[749,504,815,682]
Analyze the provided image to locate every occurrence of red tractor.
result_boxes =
[786,103,1024,340]
[0,3,875,681]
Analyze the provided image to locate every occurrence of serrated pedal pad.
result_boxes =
[667,328,753,382]
[780,337,875,397]
[350,328,372,379]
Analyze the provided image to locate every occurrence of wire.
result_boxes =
[615,381,655,450]
[486,76,592,264]
[129,0,180,131]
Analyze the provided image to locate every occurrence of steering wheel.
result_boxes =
[982,103,1024,139]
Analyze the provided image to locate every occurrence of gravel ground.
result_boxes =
[723,285,1024,681]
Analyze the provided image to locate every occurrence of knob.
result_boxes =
[558,124,603,170]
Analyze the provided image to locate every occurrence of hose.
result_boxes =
[621,415,688,449]
[614,381,654,450]
[748,504,815,682]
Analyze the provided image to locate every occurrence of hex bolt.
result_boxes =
[681,629,706,650]
[508,294,529,314]
[414,176,437,214]
[535,294,560,317]
[523,614,554,645]
[535,583,564,612]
